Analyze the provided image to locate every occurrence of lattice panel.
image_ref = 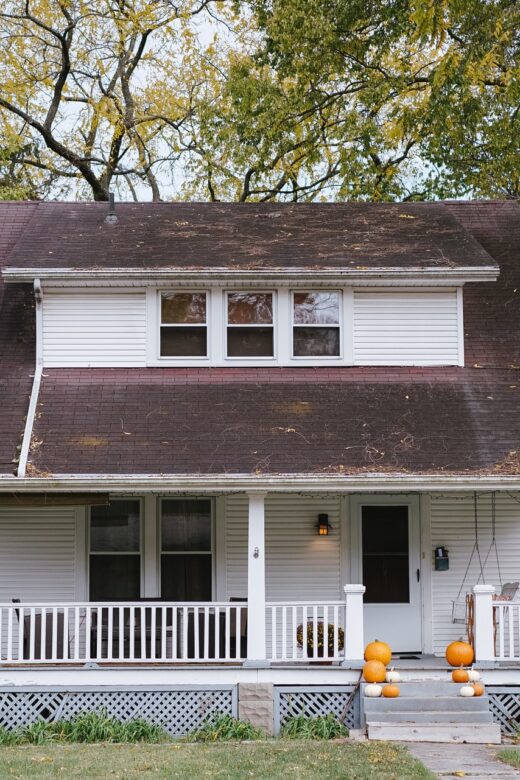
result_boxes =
[0,689,234,736]
[276,686,359,732]
[488,688,520,735]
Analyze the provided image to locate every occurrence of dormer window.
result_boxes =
[160,292,207,357]
[292,291,341,358]
[226,292,274,358]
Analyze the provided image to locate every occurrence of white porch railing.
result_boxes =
[0,602,247,665]
[473,584,520,662]
[266,602,345,662]
[493,602,520,661]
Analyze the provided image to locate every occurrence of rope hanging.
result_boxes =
[481,491,503,589]
[455,491,485,602]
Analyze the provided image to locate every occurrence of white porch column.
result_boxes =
[342,584,366,665]
[245,493,268,666]
[473,584,496,662]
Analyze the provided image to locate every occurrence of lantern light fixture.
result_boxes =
[316,513,332,536]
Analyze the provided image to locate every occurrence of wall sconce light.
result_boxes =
[316,513,332,536]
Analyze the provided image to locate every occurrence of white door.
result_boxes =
[350,497,422,654]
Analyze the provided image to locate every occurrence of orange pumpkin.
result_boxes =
[445,641,474,668]
[382,683,400,698]
[472,683,485,697]
[364,640,392,666]
[452,667,469,683]
[363,660,387,683]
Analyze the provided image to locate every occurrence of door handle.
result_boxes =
[417,568,421,582]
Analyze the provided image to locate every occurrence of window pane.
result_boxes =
[161,499,212,551]
[227,327,273,357]
[293,327,340,357]
[89,555,141,601]
[160,327,207,357]
[228,293,273,324]
[293,292,340,325]
[161,554,212,601]
[362,506,409,604]
[90,501,140,552]
[161,293,206,324]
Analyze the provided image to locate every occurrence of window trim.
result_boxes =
[224,290,277,361]
[290,289,343,361]
[157,289,210,362]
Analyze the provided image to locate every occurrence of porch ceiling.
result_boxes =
[23,366,520,477]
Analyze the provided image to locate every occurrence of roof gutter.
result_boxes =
[1,266,500,284]
[17,279,43,478]
[0,473,519,493]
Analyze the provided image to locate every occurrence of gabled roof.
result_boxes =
[2,201,498,281]
[0,199,518,480]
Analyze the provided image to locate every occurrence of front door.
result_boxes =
[351,498,422,653]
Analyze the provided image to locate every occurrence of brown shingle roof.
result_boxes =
[5,201,496,272]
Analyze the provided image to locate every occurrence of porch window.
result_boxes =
[89,500,141,601]
[160,499,212,601]
[160,292,207,357]
[292,291,341,357]
[226,292,274,358]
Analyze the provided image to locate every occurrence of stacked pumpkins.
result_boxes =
[362,640,400,698]
[445,640,485,697]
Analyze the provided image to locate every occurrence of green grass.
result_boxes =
[497,747,520,768]
[0,712,167,745]
[0,741,434,779]
[190,714,265,742]
[281,713,349,739]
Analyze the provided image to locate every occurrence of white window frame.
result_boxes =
[224,289,278,362]
[157,290,210,362]
[290,289,344,361]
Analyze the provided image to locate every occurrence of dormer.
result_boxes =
[2,202,499,368]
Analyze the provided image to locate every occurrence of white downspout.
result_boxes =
[18,278,43,478]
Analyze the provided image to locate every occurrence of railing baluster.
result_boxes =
[95,607,102,661]
[291,606,297,660]
[7,607,13,662]
[106,607,113,662]
[214,606,220,660]
[302,607,308,661]
[322,605,328,660]
[499,605,505,659]
[63,607,69,661]
[203,607,209,661]
[161,607,167,661]
[271,607,277,661]
[129,607,135,661]
[281,606,287,661]
[85,606,92,662]
[150,607,156,662]
[73,607,80,661]
[29,608,35,662]
[182,606,188,661]
[18,606,24,662]
[171,607,178,661]
[333,605,339,659]
[312,606,318,660]
[225,606,230,661]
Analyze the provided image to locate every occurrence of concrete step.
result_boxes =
[363,695,490,712]
[365,710,493,724]
[361,682,481,697]
[367,721,501,744]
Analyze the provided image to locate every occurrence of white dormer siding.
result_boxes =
[42,290,147,367]
[40,286,464,368]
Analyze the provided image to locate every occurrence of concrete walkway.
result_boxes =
[405,742,520,778]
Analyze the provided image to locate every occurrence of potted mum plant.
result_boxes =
[296,622,344,661]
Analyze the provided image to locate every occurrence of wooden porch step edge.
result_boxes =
[367,722,502,744]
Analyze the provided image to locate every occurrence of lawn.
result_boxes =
[497,747,520,769]
[0,741,433,779]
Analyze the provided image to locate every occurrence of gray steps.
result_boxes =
[363,680,500,743]
[367,722,502,744]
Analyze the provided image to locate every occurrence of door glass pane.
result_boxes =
[293,292,340,324]
[227,327,273,357]
[90,500,140,552]
[293,327,340,357]
[160,327,207,357]
[161,554,212,601]
[362,506,409,604]
[161,293,206,324]
[227,293,273,324]
[161,499,212,551]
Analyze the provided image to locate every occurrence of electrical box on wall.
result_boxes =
[434,546,449,571]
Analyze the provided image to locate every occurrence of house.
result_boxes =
[0,200,519,741]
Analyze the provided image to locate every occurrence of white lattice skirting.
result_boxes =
[488,688,520,735]
[0,687,236,736]
[275,686,360,733]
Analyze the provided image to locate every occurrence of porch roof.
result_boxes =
[24,366,520,477]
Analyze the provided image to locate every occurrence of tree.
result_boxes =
[186,0,519,201]
[0,0,227,201]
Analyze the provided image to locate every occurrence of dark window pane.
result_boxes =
[293,292,340,324]
[162,499,212,551]
[160,327,207,357]
[90,555,141,601]
[293,327,340,357]
[362,506,409,604]
[90,501,140,552]
[161,554,212,601]
[228,293,273,324]
[161,293,206,324]
[227,327,273,357]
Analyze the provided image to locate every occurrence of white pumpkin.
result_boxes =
[386,668,401,683]
[365,683,383,698]
[467,668,481,682]
[460,685,475,697]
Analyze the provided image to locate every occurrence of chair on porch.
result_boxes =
[12,599,65,661]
